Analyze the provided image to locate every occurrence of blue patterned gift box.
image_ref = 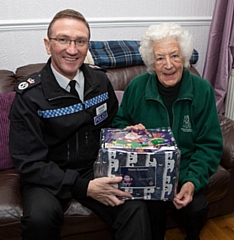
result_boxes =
[94,128,181,201]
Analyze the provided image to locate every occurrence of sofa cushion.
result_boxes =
[0,92,15,170]
[89,40,144,68]
[205,165,231,202]
[0,70,16,93]
[15,63,46,83]
[219,115,234,169]
[114,91,124,106]
[106,65,147,90]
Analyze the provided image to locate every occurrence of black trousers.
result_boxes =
[146,190,209,240]
[20,185,151,240]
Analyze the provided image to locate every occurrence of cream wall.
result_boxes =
[0,0,216,75]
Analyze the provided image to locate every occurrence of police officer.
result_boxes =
[9,9,151,240]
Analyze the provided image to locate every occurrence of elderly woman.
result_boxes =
[112,23,223,240]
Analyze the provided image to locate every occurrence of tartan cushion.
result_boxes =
[89,41,144,68]
[190,49,199,65]
[89,40,199,68]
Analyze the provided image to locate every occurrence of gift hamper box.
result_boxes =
[94,128,180,201]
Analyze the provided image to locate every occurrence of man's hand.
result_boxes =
[173,182,195,209]
[87,176,132,206]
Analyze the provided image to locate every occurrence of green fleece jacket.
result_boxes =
[112,68,223,192]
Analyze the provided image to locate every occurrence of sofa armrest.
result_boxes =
[219,115,234,169]
[189,65,200,77]
[0,70,16,93]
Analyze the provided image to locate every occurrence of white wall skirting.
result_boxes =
[0,16,212,31]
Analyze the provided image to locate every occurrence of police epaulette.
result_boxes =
[15,73,41,94]
[88,64,107,72]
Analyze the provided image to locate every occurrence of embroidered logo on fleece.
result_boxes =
[181,115,192,132]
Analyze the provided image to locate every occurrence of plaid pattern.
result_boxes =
[89,41,144,68]
[89,40,199,68]
[190,49,199,65]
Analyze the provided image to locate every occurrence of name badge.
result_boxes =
[96,103,107,115]
[94,111,108,125]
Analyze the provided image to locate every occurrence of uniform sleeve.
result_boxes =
[9,93,81,199]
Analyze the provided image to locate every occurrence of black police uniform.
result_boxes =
[9,59,151,240]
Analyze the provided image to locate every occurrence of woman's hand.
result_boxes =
[173,182,195,209]
[125,123,146,131]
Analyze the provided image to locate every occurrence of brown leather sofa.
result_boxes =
[0,63,234,240]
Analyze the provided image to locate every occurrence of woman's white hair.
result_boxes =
[139,22,194,74]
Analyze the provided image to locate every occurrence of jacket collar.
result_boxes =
[40,58,100,101]
[145,68,194,101]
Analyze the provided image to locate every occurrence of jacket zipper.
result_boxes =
[85,132,88,161]
[75,132,79,166]
[66,132,79,167]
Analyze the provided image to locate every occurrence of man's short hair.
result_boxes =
[47,9,90,39]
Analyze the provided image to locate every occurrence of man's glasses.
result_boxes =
[49,37,89,47]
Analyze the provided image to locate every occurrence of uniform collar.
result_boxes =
[50,64,80,91]
[50,64,85,101]
[40,59,100,101]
